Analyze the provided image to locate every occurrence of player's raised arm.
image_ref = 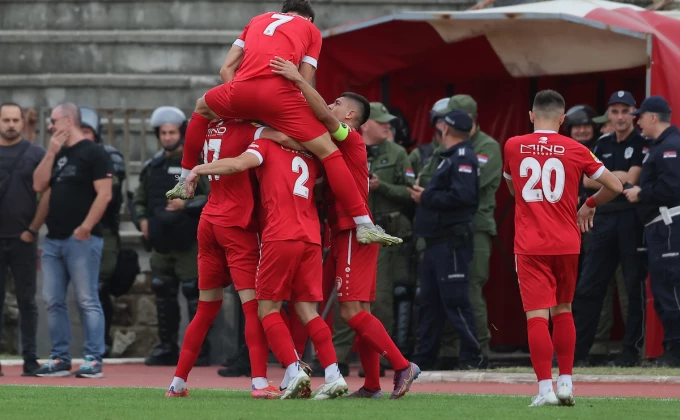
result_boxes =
[270,57,341,135]
[220,45,245,83]
[184,151,260,196]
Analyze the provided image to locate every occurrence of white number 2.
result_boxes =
[263,13,294,36]
[203,139,222,181]
[292,156,310,199]
[520,157,565,203]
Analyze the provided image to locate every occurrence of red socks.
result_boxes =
[181,113,210,170]
[261,312,298,367]
[174,300,222,381]
[289,310,309,358]
[349,311,409,371]
[357,337,381,391]
[321,150,367,218]
[551,312,576,376]
[305,316,338,368]
[527,317,553,381]
[242,300,269,378]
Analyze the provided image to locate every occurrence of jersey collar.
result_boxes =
[534,130,557,134]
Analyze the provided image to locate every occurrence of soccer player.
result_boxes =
[165,120,287,399]
[502,90,623,407]
[167,0,400,247]
[270,57,420,399]
[186,139,348,400]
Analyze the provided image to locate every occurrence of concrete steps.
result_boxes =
[0,0,475,31]
[1,30,239,75]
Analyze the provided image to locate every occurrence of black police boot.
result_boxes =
[145,289,180,366]
[607,350,640,367]
[145,342,180,366]
[217,344,251,377]
[650,342,680,368]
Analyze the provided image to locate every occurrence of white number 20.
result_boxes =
[520,157,565,203]
[264,13,294,36]
[292,156,310,199]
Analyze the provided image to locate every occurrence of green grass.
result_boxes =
[0,386,678,420]
[479,367,680,376]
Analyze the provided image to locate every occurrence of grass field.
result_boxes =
[1,386,678,420]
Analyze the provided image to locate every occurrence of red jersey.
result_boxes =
[200,120,263,230]
[245,139,322,244]
[233,12,322,81]
[325,127,372,232]
[503,131,604,255]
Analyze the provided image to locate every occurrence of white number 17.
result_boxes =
[264,13,294,36]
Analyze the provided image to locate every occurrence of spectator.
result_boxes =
[32,102,112,378]
[0,103,48,377]
[21,108,38,143]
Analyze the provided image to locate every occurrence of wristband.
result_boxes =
[585,196,597,208]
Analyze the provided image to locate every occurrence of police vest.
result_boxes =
[143,153,198,253]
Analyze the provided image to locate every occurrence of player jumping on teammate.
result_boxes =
[503,90,623,407]
[269,57,420,399]
[186,138,348,400]
[166,0,401,247]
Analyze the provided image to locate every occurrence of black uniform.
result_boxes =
[573,130,648,364]
[638,125,680,362]
[412,140,483,369]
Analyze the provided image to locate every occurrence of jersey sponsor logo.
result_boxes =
[207,126,227,136]
[458,164,472,173]
[520,144,566,156]
[538,137,548,144]
[477,154,488,163]
[624,147,633,159]
[663,151,677,159]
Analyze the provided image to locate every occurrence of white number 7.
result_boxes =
[263,13,294,36]
[292,156,310,199]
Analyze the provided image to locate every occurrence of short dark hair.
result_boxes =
[532,90,565,119]
[282,0,315,22]
[656,112,672,123]
[0,102,23,117]
[341,92,370,128]
[55,102,82,126]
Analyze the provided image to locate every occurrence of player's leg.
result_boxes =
[167,220,225,397]
[293,243,348,400]
[516,255,559,407]
[167,88,225,199]
[551,254,580,407]
[256,241,310,399]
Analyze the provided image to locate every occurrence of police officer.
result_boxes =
[408,109,483,370]
[133,106,211,366]
[409,98,448,177]
[624,95,680,367]
[437,95,500,367]
[327,102,414,377]
[573,91,648,367]
[78,106,126,357]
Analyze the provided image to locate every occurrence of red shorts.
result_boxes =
[204,78,328,142]
[515,254,579,312]
[197,218,259,291]
[256,240,322,302]
[323,229,379,302]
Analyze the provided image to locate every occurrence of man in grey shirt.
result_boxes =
[0,103,49,376]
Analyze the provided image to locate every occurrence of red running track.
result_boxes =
[1,364,679,399]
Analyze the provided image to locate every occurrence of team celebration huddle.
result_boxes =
[154,0,655,406]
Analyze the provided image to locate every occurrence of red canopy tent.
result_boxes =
[315,0,680,353]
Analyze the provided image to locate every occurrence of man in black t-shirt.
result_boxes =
[32,102,113,378]
[0,103,48,377]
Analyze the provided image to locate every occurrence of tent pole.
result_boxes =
[645,34,652,97]
[381,75,390,105]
